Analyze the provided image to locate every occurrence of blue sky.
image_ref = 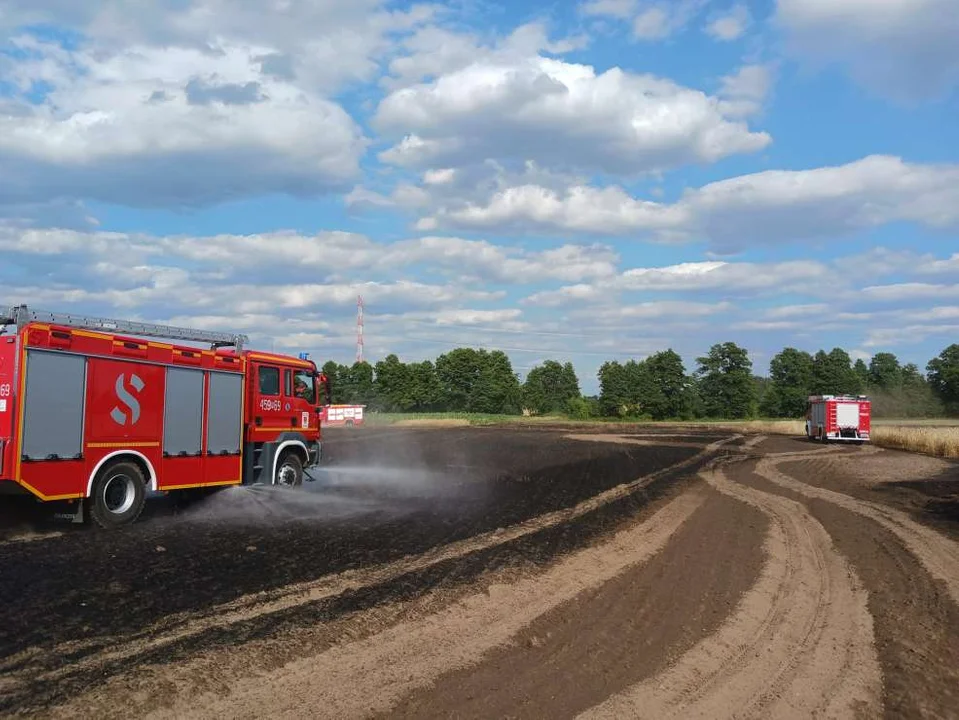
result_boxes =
[1,0,958,394]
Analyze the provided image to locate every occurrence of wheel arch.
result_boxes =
[271,440,308,484]
[86,450,157,497]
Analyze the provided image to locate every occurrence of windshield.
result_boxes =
[293,369,315,403]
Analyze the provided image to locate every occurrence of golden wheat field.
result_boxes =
[694,420,959,459]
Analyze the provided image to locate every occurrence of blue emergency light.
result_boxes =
[298,352,310,360]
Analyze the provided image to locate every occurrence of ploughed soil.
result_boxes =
[1,426,958,719]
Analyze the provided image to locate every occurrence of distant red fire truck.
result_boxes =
[805,395,871,443]
[320,404,366,427]
[0,305,331,527]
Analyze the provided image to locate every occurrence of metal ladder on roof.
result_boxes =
[1,304,249,351]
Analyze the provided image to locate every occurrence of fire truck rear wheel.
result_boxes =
[275,452,304,488]
[90,460,147,529]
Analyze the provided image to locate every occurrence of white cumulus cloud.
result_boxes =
[375,55,771,177]
[422,155,959,252]
[776,0,959,100]
[0,0,441,217]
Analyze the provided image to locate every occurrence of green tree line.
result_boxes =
[319,343,959,420]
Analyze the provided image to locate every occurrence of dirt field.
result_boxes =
[1,425,958,719]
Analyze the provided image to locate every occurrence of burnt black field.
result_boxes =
[0,426,729,713]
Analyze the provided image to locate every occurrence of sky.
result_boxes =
[1,0,958,395]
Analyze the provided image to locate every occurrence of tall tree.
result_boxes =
[869,352,902,390]
[927,344,959,413]
[320,360,342,404]
[811,348,861,395]
[695,342,756,419]
[408,360,442,411]
[475,350,522,414]
[435,348,483,411]
[763,347,814,417]
[434,348,521,414]
[901,363,925,389]
[373,354,412,411]
[644,349,689,420]
[624,359,657,417]
[523,360,580,415]
[346,361,375,405]
[853,358,870,386]
[598,361,630,417]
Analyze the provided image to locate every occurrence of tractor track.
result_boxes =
[754,454,959,606]
[135,486,714,719]
[581,451,881,719]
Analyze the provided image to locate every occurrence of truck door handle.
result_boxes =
[255,416,262,426]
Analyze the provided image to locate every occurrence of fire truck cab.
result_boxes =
[0,305,331,527]
[805,394,871,444]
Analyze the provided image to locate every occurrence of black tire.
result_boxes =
[90,460,147,529]
[275,452,304,488]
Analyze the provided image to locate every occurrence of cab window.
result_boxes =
[258,366,280,395]
[293,369,315,403]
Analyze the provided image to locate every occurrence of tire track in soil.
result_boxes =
[383,485,767,720]
[565,434,723,449]
[806,499,959,718]
[0,436,736,696]
[754,455,959,606]
[740,448,959,718]
[779,454,959,543]
[138,486,713,720]
[583,459,882,719]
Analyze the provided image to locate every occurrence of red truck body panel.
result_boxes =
[0,319,323,502]
[805,395,871,442]
[0,335,19,478]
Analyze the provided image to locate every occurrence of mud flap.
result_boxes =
[303,441,322,482]
[52,498,85,524]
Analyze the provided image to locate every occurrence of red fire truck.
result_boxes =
[805,394,871,443]
[0,305,331,528]
[320,404,366,427]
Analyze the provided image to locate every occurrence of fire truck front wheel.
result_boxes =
[275,451,304,488]
[89,460,147,529]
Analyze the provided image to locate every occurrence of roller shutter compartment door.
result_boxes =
[22,350,86,461]
[207,371,243,455]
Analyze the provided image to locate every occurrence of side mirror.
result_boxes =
[315,372,332,407]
